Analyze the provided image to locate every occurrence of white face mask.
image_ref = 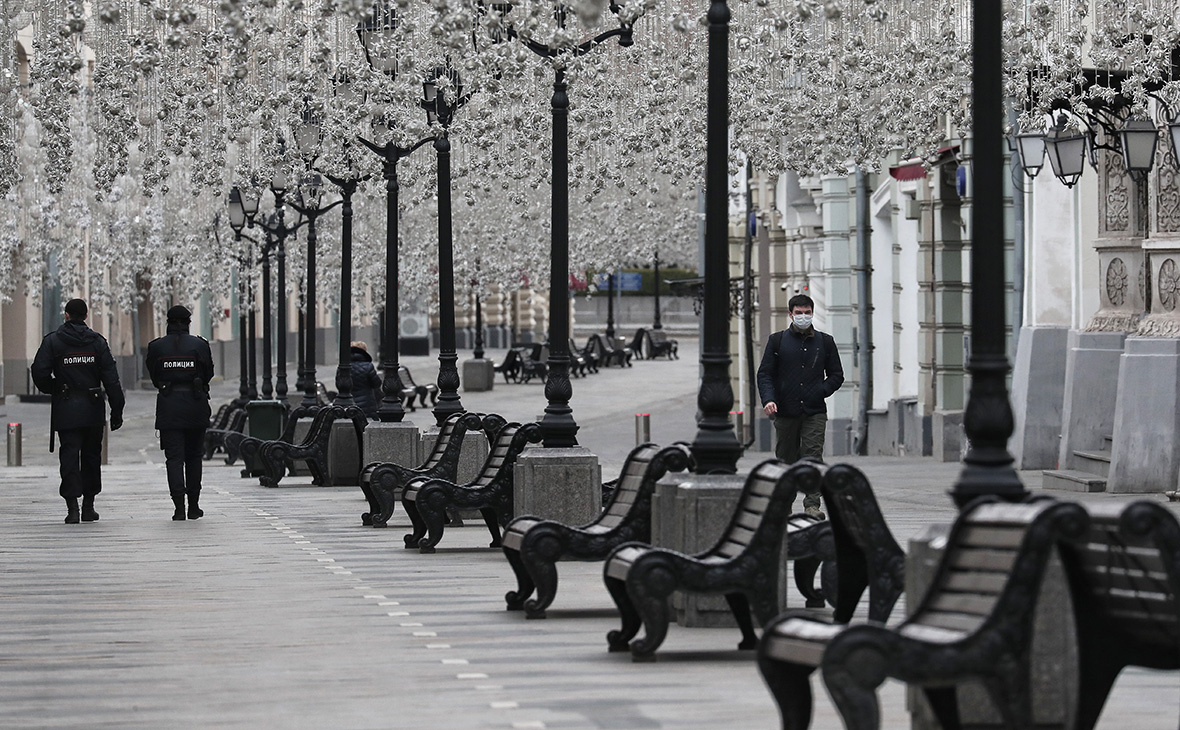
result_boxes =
[792,313,813,330]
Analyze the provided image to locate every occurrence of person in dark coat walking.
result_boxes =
[31,298,126,524]
[756,294,844,517]
[349,341,382,418]
[145,306,215,520]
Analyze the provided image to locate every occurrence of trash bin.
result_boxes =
[242,400,287,476]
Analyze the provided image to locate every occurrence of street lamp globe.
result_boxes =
[1044,112,1087,188]
[357,3,399,77]
[227,187,247,233]
[241,188,261,220]
[296,119,322,160]
[1015,130,1046,178]
[270,169,290,195]
[1119,118,1159,174]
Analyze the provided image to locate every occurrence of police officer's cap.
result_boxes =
[64,298,88,319]
[167,305,192,323]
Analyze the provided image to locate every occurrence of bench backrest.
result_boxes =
[470,422,540,487]
[596,442,693,530]
[396,365,415,388]
[706,459,822,560]
[299,406,339,445]
[905,500,1088,639]
[1058,501,1180,651]
[420,411,481,470]
[649,330,669,344]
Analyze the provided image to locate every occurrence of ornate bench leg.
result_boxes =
[794,557,827,609]
[724,592,759,650]
[307,455,328,487]
[833,555,869,624]
[403,499,427,549]
[627,570,673,662]
[822,648,886,730]
[480,508,502,548]
[368,471,399,528]
[605,576,641,653]
[921,687,961,730]
[757,654,816,730]
[504,548,535,611]
[415,487,449,553]
[521,539,560,620]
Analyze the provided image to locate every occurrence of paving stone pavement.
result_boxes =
[2,339,1177,729]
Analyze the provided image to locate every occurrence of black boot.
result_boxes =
[81,495,99,522]
[186,490,203,520]
[64,497,80,524]
[172,495,186,521]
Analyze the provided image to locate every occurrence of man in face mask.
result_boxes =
[756,294,844,517]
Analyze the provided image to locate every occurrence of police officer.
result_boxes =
[31,298,126,524]
[145,305,214,520]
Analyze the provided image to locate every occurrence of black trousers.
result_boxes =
[160,428,206,497]
[58,426,105,499]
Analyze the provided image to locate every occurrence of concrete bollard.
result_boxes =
[7,422,21,466]
[731,411,744,443]
[635,413,650,445]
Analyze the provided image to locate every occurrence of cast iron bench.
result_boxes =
[518,345,548,384]
[204,406,246,460]
[644,329,679,360]
[357,411,494,526]
[224,406,299,471]
[493,349,522,383]
[571,337,600,374]
[1056,500,1180,730]
[502,442,694,619]
[256,405,367,488]
[821,463,906,624]
[397,365,438,410]
[402,421,542,553]
[756,498,1087,730]
[588,334,632,368]
[602,459,830,661]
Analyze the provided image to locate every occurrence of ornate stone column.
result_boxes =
[1089,150,1148,333]
[1106,137,1180,494]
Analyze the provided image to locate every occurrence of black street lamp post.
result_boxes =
[422,67,472,427]
[605,270,615,340]
[355,135,433,421]
[652,250,662,330]
[295,276,306,396]
[497,2,639,448]
[690,0,742,474]
[951,0,1027,506]
[287,172,344,418]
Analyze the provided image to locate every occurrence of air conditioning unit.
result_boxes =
[399,313,428,338]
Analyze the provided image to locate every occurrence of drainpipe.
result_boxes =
[854,167,873,455]
[1008,102,1025,356]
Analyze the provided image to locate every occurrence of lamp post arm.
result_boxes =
[356,134,434,163]
[286,197,344,220]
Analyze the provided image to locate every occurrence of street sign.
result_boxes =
[595,272,643,291]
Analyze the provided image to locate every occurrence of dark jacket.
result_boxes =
[756,325,844,418]
[145,323,215,430]
[31,320,126,430]
[350,347,382,417]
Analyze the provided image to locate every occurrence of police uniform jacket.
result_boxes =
[756,325,844,418]
[145,324,215,430]
[31,320,126,430]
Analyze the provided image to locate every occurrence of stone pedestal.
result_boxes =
[650,474,798,628]
[931,410,963,463]
[1010,326,1069,469]
[421,426,488,484]
[907,525,1076,730]
[363,421,420,468]
[327,420,363,487]
[1108,337,1180,493]
[1058,331,1126,470]
[461,359,495,392]
[513,446,601,526]
[289,418,313,476]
